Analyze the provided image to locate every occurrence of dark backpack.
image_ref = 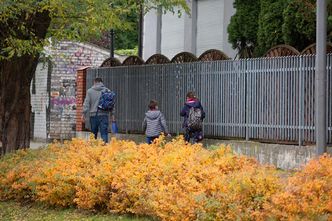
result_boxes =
[98,89,116,111]
[187,107,202,130]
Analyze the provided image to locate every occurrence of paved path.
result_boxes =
[30,142,48,150]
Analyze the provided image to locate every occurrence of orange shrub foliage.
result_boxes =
[0,145,61,201]
[0,135,331,221]
[262,154,332,221]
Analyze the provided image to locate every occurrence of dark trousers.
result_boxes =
[185,128,203,143]
[90,115,109,143]
[146,136,158,144]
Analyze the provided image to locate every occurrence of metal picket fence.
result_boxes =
[86,54,332,145]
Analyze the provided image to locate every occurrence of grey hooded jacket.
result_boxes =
[142,110,169,137]
[83,83,115,130]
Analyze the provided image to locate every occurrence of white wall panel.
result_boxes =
[161,10,185,59]
[196,0,224,55]
[31,62,49,140]
[143,9,158,60]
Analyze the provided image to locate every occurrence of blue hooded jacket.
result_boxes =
[180,99,205,128]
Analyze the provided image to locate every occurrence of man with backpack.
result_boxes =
[180,92,205,143]
[82,77,116,143]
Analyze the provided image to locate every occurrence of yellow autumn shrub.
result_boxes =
[0,144,62,201]
[262,153,332,221]
[0,135,331,220]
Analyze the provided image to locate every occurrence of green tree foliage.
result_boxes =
[256,0,288,56]
[0,0,188,155]
[282,0,332,51]
[114,10,139,50]
[0,0,188,60]
[228,0,332,56]
[282,0,316,51]
[115,47,138,56]
[227,0,261,58]
[89,4,139,51]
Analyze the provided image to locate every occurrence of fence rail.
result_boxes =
[87,54,332,145]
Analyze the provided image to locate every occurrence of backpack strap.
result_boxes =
[95,89,106,117]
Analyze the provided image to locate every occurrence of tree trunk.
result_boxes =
[0,56,39,155]
[0,11,51,156]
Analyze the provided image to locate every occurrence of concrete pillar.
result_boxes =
[142,9,162,60]
[184,0,197,54]
[222,0,236,59]
[156,7,162,53]
[315,0,327,154]
[138,3,144,58]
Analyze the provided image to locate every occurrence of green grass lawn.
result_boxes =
[0,201,152,221]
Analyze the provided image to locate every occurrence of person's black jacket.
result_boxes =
[180,99,205,128]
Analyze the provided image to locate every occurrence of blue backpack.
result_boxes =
[98,89,116,111]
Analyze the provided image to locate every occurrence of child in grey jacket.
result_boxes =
[142,100,169,144]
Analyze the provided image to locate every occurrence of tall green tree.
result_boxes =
[0,0,188,156]
[283,0,332,51]
[227,0,261,58]
[256,0,288,56]
[282,0,316,51]
[90,5,139,50]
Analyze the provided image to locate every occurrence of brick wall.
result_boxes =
[76,68,88,131]
[34,41,109,140]
[49,41,109,139]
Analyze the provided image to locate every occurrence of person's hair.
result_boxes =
[148,100,158,110]
[186,91,195,99]
[94,77,103,83]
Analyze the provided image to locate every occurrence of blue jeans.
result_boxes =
[146,136,158,144]
[90,115,109,143]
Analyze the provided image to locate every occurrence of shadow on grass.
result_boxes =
[0,201,153,221]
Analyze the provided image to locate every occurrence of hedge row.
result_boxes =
[0,135,331,220]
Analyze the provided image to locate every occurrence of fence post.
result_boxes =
[316,0,327,154]
[298,56,304,146]
[125,66,129,134]
[245,59,250,141]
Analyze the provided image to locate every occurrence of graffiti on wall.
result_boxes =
[61,79,76,97]
[50,78,77,119]
[50,43,108,130]
[51,97,76,107]
[50,96,76,120]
